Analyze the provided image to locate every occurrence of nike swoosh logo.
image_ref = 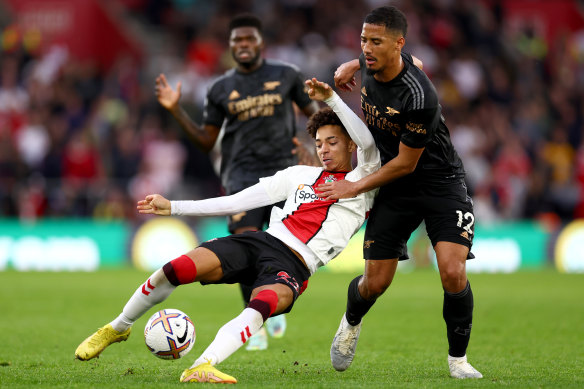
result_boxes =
[177,319,189,343]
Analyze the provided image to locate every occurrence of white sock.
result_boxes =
[191,308,264,367]
[110,269,176,332]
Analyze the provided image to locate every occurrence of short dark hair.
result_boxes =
[306,107,347,138]
[229,14,263,34]
[364,6,407,37]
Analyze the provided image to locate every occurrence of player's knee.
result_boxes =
[361,275,390,299]
[162,254,197,286]
[248,289,279,321]
[439,264,466,292]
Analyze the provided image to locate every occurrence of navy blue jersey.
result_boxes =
[359,52,465,185]
[203,59,313,194]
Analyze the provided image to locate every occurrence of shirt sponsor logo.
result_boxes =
[361,86,367,96]
[228,93,283,121]
[295,184,321,203]
[406,122,426,134]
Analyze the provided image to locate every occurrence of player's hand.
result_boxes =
[155,74,181,112]
[316,179,359,200]
[334,60,359,92]
[305,78,333,101]
[137,194,171,216]
[292,136,320,166]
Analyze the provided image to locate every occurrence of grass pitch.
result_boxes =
[0,268,582,388]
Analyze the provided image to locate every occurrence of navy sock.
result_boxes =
[345,275,377,326]
[443,281,473,357]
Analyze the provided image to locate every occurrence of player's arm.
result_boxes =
[334,55,423,91]
[137,183,274,217]
[317,142,422,200]
[306,78,375,154]
[155,73,220,152]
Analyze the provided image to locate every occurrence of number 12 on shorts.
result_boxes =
[456,210,474,235]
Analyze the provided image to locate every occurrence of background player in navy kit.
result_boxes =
[319,6,482,379]
[155,14,319,350]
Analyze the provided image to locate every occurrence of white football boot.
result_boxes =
[448,355,483,379]
[330,313,361,371]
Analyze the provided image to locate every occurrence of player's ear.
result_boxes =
[348,140,357,153]
[396,36,405,50]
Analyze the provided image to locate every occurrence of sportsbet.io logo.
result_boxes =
[295,184,320,203]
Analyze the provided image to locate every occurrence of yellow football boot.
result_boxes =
[180,362,237,384]
[75,324,131,360]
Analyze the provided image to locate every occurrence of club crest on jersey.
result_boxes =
[385,106,400,116]
[324,175,337,183]
[263,81,281,91]
[228,90,241,100]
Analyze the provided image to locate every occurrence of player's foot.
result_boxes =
[330,313,361,371]
[75,324,131,360]
[448,355,483,379]
[265,315,287,338]
[180,362,237,383]
[245,326,268,351]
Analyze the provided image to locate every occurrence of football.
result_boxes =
[144,308,195,359]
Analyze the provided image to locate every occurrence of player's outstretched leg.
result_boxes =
[182,289,279,382]
[180,362,237,384]
[330,313,362,371]
[240,283,270,350]
[448,355,483,379]
[75,254,195,360]
[75,324,131,360]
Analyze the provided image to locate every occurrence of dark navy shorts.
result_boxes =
[199,231,310,314]
[364,179,475,260]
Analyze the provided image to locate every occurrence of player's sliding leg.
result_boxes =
[239,283,268,351]
[75,253,199,360]
[181,287,282,383]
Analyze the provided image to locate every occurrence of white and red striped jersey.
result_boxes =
[171,92,380,275]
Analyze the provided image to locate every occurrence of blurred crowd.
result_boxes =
[1,0,583,226]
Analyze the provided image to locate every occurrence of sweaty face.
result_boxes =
[229,27,263,69]
[315,125,355,172]
[360,23,403,78]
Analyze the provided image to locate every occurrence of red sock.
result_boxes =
[248,289,279,321]
[162,255,197,286]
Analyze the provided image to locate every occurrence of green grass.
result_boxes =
[0,268,583,388]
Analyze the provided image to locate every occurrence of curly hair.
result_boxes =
[306,107,348,139]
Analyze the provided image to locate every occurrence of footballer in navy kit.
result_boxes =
[155,14,319,350]
[319,6,482,380]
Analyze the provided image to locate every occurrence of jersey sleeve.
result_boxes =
[259,166,298,203]
[400,105,440,149]
[288,67,313,109]
[324,92,380,168]
[202,82,225,128]
[171,183,273,216]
